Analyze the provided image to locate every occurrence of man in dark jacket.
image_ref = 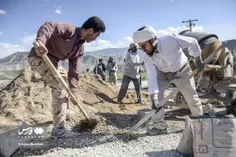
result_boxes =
[94,58,106,81]
[28,16,106,138]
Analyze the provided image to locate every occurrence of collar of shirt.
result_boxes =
[76,27,85,44]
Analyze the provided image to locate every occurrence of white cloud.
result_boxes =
[0,43,25,58]
[85,25,204,52]
[54,5,62,14]
[0,25,205,58]
[0,34,36,58]
[156,25,204,36]
[84,36,133,52]
[0,32,2,35]
[22,34,36,50]
[85,39,114,52]
[0,9,6,14]
[55,9,61,14]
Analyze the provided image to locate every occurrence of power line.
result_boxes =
[182,19,198,32]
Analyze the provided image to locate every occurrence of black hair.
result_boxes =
[82,16,106,33]
[99,59,103,62]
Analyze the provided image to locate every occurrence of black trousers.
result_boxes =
[117,75,142,102]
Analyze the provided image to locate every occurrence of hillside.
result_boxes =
[0,47,129,72]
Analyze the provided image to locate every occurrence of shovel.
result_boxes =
[33,41,97,132]
[122,43,224,141]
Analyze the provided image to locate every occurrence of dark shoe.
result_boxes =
[51,127,79,138]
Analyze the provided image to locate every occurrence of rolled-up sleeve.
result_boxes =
[68,56,82,92]
[144,55,159,94]
[172,34,202,57]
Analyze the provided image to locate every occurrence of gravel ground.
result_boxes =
[14,115,193,157]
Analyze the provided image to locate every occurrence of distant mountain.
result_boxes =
[0,52,29,70]
[0,47,127,72]
[86,47,128,57]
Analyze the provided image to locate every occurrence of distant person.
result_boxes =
[117,43,144,104]
[86,68,90,73]
[93,58,106,81]
[28,16,106,138]
[106,57,118,85]
[133,25,204,135]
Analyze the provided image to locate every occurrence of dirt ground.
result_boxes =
[0,67,156,133]
[0,66,230,157]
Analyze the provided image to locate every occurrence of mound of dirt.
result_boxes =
[0,66,152,134]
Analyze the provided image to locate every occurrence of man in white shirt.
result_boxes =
[133,25,205,135]
[106,57,118,85]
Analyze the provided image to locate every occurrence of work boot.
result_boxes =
[51,127,79,138]
[146,121,167,136]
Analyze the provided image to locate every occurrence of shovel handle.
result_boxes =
[33,42,90,120]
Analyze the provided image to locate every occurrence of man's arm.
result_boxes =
[36,22,76,44]
[172,34,205,72]
[143,55,159,95]
[68,56,82,93]
[172,34,202,57]
[126,52,144,67]
[143,54,160,109]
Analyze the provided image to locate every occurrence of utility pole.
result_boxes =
[182,19,198,32]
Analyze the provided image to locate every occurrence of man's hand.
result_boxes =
[151,93,162,110]
[33,40,48,57]
[195,56,205,72]
[152,99,161,110]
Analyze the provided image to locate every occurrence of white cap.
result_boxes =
[129,43,137,49]
[133,25,157,43]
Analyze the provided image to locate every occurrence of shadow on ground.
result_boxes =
[165,108,190,121]
[96,112,139,129]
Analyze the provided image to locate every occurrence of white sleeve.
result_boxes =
[143,54,159,94]
[172,34,202,57]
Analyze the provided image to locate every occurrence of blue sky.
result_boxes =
[0,0,235,58]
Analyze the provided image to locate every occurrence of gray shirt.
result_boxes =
[123,50,143,79]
